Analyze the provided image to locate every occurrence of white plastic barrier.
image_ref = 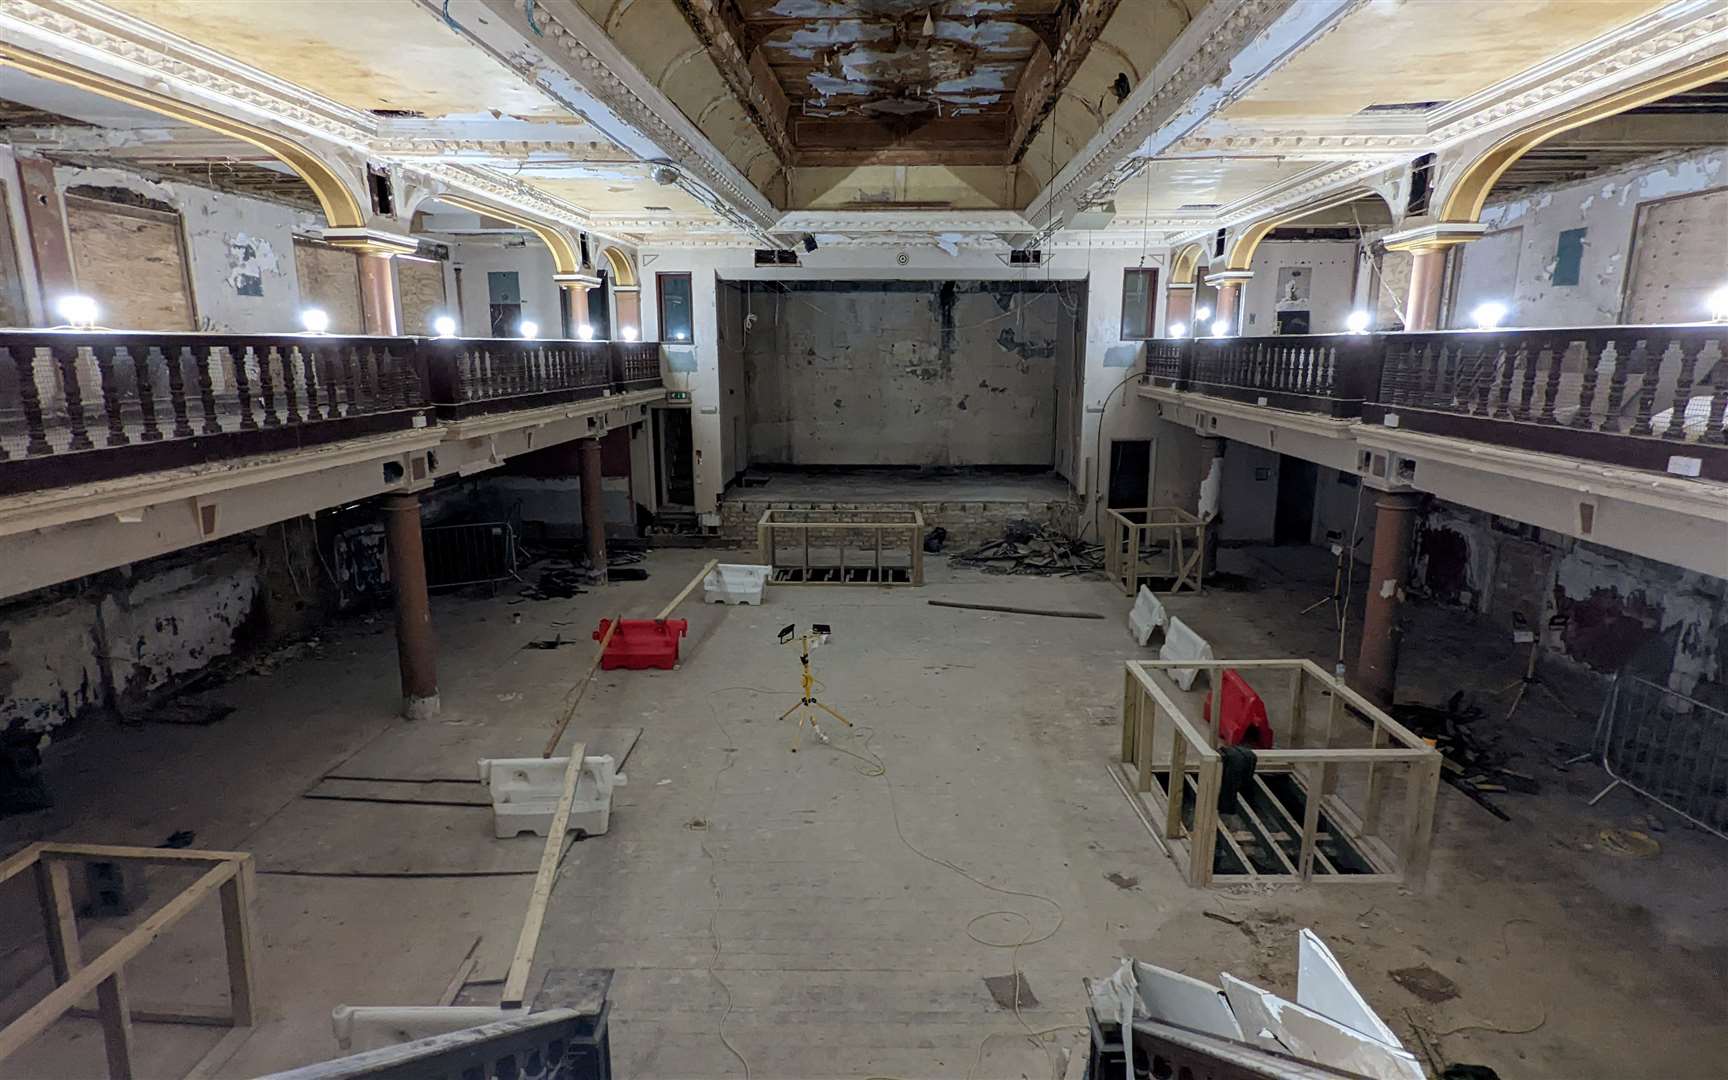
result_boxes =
[476,754,626,839]
[1128,585,1167,646]
[1158,616,1214,691]
[704,563,770,605]
[331,1005,524,1052]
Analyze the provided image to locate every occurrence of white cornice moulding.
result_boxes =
[1382,223,1488,251]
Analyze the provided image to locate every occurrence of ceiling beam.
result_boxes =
[1008,0,1124,164]
[669,0,793,166]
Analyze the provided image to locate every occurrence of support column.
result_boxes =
[1355,490,1422,707]
[1404,248,1447,332]
[358,254,400,336]
[1198,436,1225,577]
[566,284,593,338]
[579,436,607,583]
[16,155,74,322]
[383,492,439,719]
[1203,271,1253,334]
[613,287,642,339]
[1163,283,1195,336]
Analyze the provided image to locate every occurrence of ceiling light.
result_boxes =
[1195,304,1213,321]
[520,320,539,340]
[300,308,329,334]
[576,323,595,340]
[1168,322,1187,338]
[1709,284,1728,322]
[1470,301,1508,331]
[433,315,456,338]
[674,330,687,341]
[1345,310,1372,334]
[55,294,98,329]
[1210,319,1229,338]
[621,326,639,341]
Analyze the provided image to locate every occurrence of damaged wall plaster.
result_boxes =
[1241,239,1360,335]
[1450,147,1727,328]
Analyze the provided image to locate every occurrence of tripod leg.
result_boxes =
[814,701,853,727]
[789,711,805,753]
[778,701,801,722]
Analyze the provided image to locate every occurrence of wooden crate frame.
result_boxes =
[1104,507,1206,596]
[756,508,924,586]
[0,843,259,1079]
[1115,659,1440,889]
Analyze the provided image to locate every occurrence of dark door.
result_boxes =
[1274,455,1319,545]
[1107,440,1151,509]
[656,408,696,507]
[487,270,521,338]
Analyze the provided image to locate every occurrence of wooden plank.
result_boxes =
[654,558,719,620]
[1106,763,1171,858]
[0,842,45,887]
[1252,774,1339,878]
[38,843,246,867]
[1363,723,1392,834]
[1164,727,1188,840]
[35,858,81,984]
[0,862,235,1065]
[1190,758,1222,888]
[542,619,620,759]
[1287,665,1307,747]
[1234,793,1297,876]
[1249,749,1431,765]
[438,936,482,1007]
[182,1026,254,1080]
[219,869,257,1026]
[1187,772,1254,877]
[1401,758,1441,889]
[1297,764,1324,882]
[67,1002,232,1027]
[1136,696,1156,794]
[1120,667,1137,765]
[500,739,586,1009]
[95,969,134,1080]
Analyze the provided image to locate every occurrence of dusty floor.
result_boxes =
[2,545,1725,1078]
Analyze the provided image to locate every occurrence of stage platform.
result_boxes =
[717,468,1078,550]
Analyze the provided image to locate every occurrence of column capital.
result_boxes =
[320,227,418,257]
[1382,222,1486,253]
[1203,270,1254,287]
[554,272,602,292]
[611,284,642,294]
[1166,281,1197,292]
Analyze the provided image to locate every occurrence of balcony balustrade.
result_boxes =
[0,331,665,494]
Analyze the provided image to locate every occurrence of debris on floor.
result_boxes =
[1391,691,1538,821]
[983,971,1040,1010]
[950,519,1103,576]
[1390,965,1461,1004]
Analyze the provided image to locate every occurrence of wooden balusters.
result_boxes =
[193,345,222,434]
[133,346,164,441]
[94,346,129,447]
[12,345,53,456]
[1573,340,1603,429]
[258,346,282,427]
[54,343,95,451]
[1704,386,1727,445]
[1601,339,1636,433]
[281,346,304,424]
[302,344,324,421]
[1536,339,1564,424]
[1663,339,1701,441]
[232,345,258,431]
[1629,340,1661,436]
[1512,342,1537,421]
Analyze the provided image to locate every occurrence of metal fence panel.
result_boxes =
[423,521,519,590]
[1590,674,1728,838]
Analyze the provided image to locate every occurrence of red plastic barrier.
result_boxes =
[1202,667,1275,749]
[593,618,688,670]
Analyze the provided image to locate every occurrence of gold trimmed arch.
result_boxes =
[599,246,637,287]
[0,44,367,229]
[1439,55,1728,224]
[1170,243,1206,285]
[428,194,582,276]
[1224,187,1394,272]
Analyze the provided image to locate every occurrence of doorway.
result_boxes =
[655,407,696,507]
[1274,455,1319,545]
[1107,439,1152,509]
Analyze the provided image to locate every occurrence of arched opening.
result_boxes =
[1225,192,1395,335]
[410,195,582,338]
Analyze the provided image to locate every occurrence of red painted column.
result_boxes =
[1404,247,1447,331]
[1355,491,1422,706]
[359,254,401,336]
[1163,285,1195,336]
[384,492,438,719]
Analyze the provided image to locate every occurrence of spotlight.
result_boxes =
[1470,301,1508,331]
[519,320,539,340]
[300,308,329,334]
[674,330,688,341]
[576,323,595,340]
[433,315,456,338]
[1210,319,1229,338]
[55,294,98,329]
[650,163,681,186]
[1709,285,1728,322]
[1195,304,1213,321]
[1168,322,1187,338]
[1345,310,1372,334]
[621,326,639,341]
[801,233,818,253]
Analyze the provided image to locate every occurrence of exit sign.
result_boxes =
[667,390,691,403]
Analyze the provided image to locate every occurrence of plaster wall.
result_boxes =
[1240,238,1361,335]
[1449,148,1728,328]
[738,281,1063,467]
[446,237,563,339]
[1217,441,1280,542]
[639,245,1167,514]
[49,162,318,333]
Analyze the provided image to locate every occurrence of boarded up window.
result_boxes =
[397,255,449,335]
[1623,187,1728,323]
[292,239,363,334]
[65,195,195,331]
[0,180,27,328]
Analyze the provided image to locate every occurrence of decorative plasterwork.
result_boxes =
[322,227,420,256]
[1381,223,1487,252]
[773,210,1034,236]
[1009,0,1124,160]
[666,0,793,165]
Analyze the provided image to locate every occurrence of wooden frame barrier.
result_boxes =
[1104,507,1206,596]
[0,843,259,1079]
[756,508,924,586]
[1115,659,1440,889]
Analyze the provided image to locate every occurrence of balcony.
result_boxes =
[1140,325,1728,480]
[0,332,665,495]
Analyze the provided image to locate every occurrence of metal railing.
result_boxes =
[0,331,665,494]
[1588,674,1728,838]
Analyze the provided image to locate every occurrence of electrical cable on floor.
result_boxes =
[700,701,752,1080]
[1337,481,1367,667]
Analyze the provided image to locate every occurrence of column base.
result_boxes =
[403,692,441,721]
